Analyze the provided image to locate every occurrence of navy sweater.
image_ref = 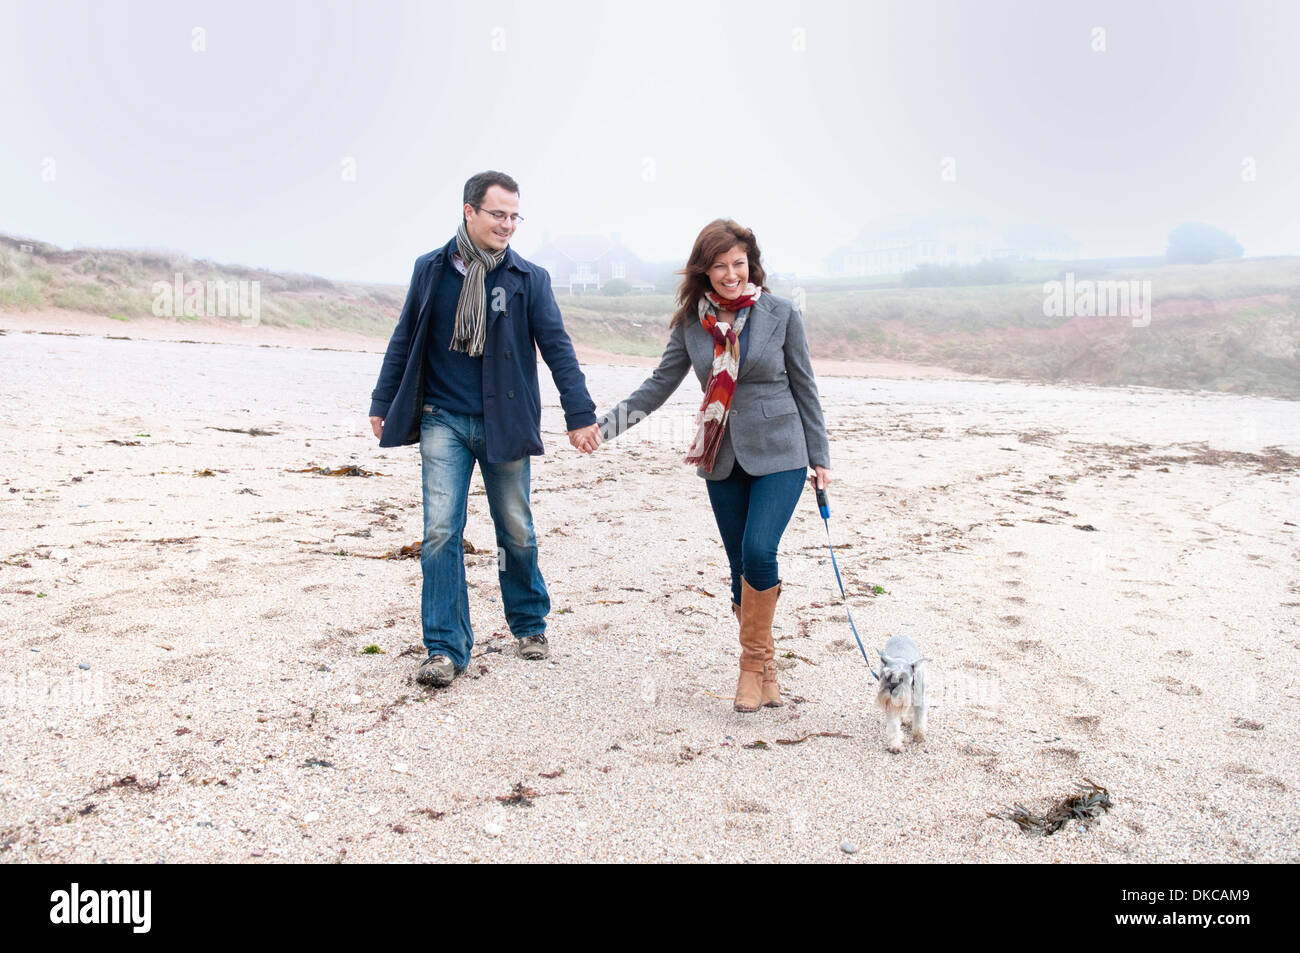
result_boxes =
[422,261,506,416]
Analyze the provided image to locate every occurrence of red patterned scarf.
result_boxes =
[684,284,761,471]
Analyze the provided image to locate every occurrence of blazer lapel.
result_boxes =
[735,294,782,383]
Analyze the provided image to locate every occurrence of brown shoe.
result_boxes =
[756,582,784,707]
[736,578,780,712]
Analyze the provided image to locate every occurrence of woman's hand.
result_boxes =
[568,423,602,453]
[808,466,831,491]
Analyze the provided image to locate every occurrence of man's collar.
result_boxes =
[440,234,526,274]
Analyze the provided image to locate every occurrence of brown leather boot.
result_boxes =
[736,578,780,712]
[761,657,783,706]
[757,582,784,707]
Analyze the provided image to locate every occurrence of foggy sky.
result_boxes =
[2,0,1297,283]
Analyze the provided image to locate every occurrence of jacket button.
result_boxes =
[507,390,515,399]
[505,349,513,359]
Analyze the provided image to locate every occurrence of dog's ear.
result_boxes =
[878,649,890,667]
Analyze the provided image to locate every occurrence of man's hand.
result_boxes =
[568,423,601,454]
[369,416,384,440]
[808,466,831,491]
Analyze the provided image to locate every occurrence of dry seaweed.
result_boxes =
[287,465,386,477]
[208,426,276,436]
[990,779,1113,835]
[774,731,852,745]
[497,782,540,807]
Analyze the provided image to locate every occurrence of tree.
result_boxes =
[1166,223,1243,264]
[601,278,631,296]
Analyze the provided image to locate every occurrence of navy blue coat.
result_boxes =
[369,237,597,462]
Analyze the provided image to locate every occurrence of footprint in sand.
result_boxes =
[1013,638,1051,657]
[1246,776,1288,792]
[1156,675,1203,696]
[1040,747,1081,767]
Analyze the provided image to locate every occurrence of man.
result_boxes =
[368,171,600,688]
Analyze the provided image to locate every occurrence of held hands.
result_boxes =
[808,466,831,491]
[568,423,602,454]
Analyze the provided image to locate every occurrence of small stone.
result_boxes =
[367,806,380,817]
[391,763,409,774]
[840,840,858,854]
[78,662,90,670]
[347,694,362,704]
[484,821,504,837]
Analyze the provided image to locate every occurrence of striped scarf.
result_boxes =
[684,283,761,472]
[450,220,506,356]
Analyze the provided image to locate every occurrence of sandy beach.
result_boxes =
[1,314,1297,863]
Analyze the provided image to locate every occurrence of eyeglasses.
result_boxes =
[474,206,524,225]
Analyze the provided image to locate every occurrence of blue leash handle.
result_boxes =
[815,487,878,680]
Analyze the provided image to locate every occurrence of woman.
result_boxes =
[594,219,831,712]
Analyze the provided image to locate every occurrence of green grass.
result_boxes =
[4,233,1296,398]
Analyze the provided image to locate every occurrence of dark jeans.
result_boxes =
[418,404,549,670]
[704,463,807,606]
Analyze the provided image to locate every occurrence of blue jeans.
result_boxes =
[419,403,549,669]
[705,463,807,606]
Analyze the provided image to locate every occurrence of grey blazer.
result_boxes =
[596,292,831,480]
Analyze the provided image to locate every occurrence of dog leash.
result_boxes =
[814,486,879,680]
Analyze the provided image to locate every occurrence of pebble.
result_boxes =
[485,822,503,837]
[841,840,858,854]
[303,812,320,822]
[391,763,409,774]
[78,662,90,670]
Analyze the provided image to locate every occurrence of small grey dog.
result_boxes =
[877,633,927,753]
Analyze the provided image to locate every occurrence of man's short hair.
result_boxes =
[464,171,520,208]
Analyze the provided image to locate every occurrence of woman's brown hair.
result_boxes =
[669,219,769,329]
